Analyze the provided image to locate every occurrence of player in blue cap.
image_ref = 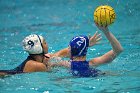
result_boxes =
[68,25,123,77]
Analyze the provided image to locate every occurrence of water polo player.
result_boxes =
[69,26,123,77]
[0,34,70,75]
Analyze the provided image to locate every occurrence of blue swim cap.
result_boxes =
[69,35,89,57]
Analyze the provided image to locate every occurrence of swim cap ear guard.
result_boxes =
[69,35,89,57]
[22,34,44,54]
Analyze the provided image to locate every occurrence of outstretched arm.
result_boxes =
[52,48,70,57]
[51,61,70,68]
[90,26,123,66]
[52,32,101,58]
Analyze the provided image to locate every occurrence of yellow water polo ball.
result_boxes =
[94,5,116,27]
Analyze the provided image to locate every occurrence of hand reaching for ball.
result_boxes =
[95,22,109,32]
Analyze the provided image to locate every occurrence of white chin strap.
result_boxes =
[22,34,43,54]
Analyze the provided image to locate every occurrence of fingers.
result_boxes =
[95,41,101,44]
[94,22,99,27]
[94,21,109,31]
[93,31,98,37]
[89,31,102,47]
[95,33,101,39]
[94,32,102,44]
[93,31,102,40]
[90,31,102,41]
[96,37,102,42]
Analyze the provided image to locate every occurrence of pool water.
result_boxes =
[0,0,140,93]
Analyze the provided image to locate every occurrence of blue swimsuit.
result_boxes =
[0,56,32,75]
[71,61,104,77]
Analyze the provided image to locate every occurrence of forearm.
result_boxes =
[103,30,123,55]
[51,61,70,68]
[90,26,123,65]
[53,48,69,57]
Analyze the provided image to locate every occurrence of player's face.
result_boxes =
[42,39,48,54]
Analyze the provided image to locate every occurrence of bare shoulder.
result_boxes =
[23,60,47,73]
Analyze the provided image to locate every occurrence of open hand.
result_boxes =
[89,31,102,47]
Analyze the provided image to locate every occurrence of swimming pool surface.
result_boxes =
[0,0,140,93]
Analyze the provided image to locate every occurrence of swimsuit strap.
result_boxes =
[0,56,34,75]
[12,56,33,73]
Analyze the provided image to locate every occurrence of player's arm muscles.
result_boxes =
[89,50,116,66]
[89,27,123,66]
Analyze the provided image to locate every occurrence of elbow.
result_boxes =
[119,46,124,53]
[116,47,124,55]
[114,46,124,56]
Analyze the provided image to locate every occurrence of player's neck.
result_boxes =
[30,54,44,63]
[72,56,86,61]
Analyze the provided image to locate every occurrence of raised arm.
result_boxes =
[52,31,101,58]
[90,26,123,66]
